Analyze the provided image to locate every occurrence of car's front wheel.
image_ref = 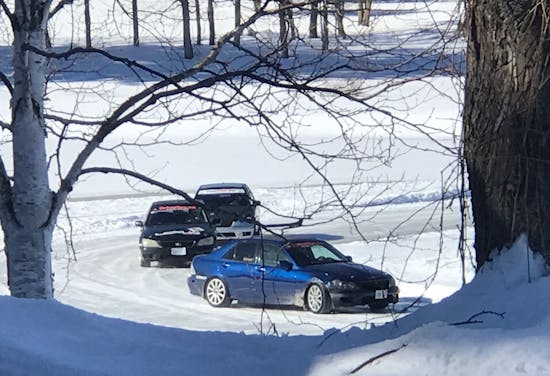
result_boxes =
[205,278,231,307]
[305,284,332,314]
[140,258,151,267]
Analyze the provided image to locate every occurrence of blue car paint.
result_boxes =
[188,237,399,310]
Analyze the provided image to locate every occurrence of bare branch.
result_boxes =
[451,310,506,326]
[0,0,14,26]
[49,0,75,19]
[77,167,196,202]
[350,344,408,374]
[0,71,13,96]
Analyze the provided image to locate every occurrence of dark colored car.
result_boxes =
[136,200,216,267]
[187,236,399,313]
[195,183,260,243]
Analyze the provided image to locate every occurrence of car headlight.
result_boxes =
[141,238,162,248]
[329,279,358,290]
[196,236,215,246]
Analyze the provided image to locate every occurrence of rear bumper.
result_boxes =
[187,274,207,296]
[215,226,254,243]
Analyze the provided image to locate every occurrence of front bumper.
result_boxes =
[141,245,213,264]
[329,285,399,307]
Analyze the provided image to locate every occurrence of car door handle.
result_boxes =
[257,267,265,272]
[222,263,230,268]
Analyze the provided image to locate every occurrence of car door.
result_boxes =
[253,242,297,305]
[217,240,260,303]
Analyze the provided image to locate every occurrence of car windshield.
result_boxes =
[196,193,251,209]
[146,204,208,226]
[285,241,346,266]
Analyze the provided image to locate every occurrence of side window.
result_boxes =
[261,243,291,267]
[233,242,258,263]
[222,246,236,260]
[310,245,339,262]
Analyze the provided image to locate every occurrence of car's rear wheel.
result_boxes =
[140,258,151,267]
[306,284,331,314]
[205,278,231,307]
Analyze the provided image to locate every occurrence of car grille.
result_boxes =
[356,279,389,291]
[157,240,196,248]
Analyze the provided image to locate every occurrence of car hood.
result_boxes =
[301,262,390,282]
[141,223,213,240]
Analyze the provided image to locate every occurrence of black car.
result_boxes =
[195,183,260,243]
[188,235,399,313]
[135,200,216,267]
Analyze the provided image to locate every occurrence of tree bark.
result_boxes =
[463,0,550,267]
[6,0,55,298]
[180,0,193,59]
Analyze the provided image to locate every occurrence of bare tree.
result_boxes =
[335,0,345,37]
[132,0,139,46]
[309,0,319,38]
[207,0,215,44]
[234,0,241,45]
[358,0,373,26]
[84,0,91,47]
[195,0,201,44]
[279,0,290,57]
[179,0,193,58]
[463,0,550,267]
[321,0,329,50]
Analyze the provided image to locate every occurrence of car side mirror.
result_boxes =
[344,256,352,262]
[135,220,144,227]
[278,260,293,271]
[253,200,261,206]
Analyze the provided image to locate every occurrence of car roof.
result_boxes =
[248,234,328,244]
[196,183,250,190]
[150,199,194,207]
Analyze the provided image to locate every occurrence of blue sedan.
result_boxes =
[188,236,399,313]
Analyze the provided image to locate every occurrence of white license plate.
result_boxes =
[375,289,388,300]
[171,247,187,256]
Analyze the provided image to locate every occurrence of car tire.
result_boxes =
[305,284,332,314]
[140,258,151,267]
[368,301,389,311]
[205,278,231,307]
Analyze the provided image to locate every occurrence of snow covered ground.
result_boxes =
[2,0,549,374]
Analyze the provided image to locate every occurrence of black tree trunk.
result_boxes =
[180,0,193,59]
[208,0,215,45]
[309,1,319,38]
[195,0,201,45]
[132,0,139,46]
[84,0,92,47]
[463,0,550,267]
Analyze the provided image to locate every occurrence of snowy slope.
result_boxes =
[0,237,548,376]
